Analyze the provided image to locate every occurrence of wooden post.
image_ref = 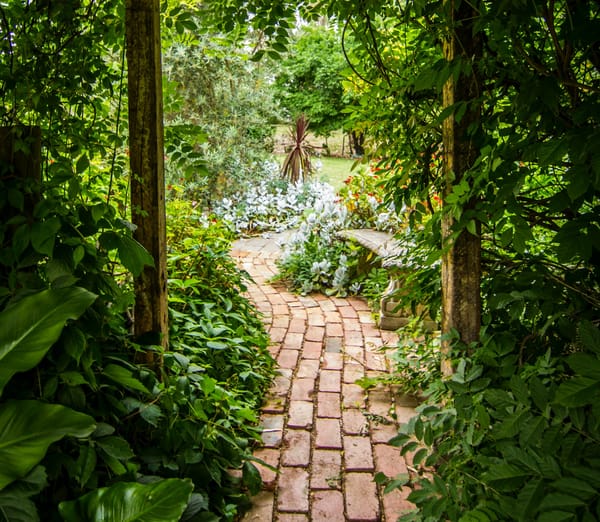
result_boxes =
[125,0,168,365]
[440,0,482,374]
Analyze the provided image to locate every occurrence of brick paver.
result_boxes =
[232,234,416,521]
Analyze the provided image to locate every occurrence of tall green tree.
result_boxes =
[163,33,280,204]
[273,24,349,139]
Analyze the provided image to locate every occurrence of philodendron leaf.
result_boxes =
[0,400,96,490]
[0,465,48,522]
[0,287,97,395]
[59,478,194,522]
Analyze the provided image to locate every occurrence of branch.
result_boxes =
[341,18,375,86]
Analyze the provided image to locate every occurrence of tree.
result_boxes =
[162,33,280,204]
[273,25,348,139]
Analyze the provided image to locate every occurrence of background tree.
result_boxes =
[163,32,280,205]
[273,24,348,141]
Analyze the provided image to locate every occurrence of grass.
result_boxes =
[273,154,361,192]
[314,156,362,191]
[272,123,366,191]
[273,125,348,157]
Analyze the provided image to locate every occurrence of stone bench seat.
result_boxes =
[337,228,436,331]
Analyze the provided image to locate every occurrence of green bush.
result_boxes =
[383,321,600,522]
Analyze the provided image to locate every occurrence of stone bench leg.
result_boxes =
[379,276,412,330]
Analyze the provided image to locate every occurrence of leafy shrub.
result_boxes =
[357,321,442,400]
[338,166,400,232]
[0,186,273,520]
[276,168,405,297]
[276,190,357,295]
[163,34,279,208]
[382,321,600,522]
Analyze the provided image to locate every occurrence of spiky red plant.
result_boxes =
[281,114,314,183]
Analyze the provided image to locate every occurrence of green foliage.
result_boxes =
[163,33,279,206]
[0,287,96,394]
[210,2,599,521]
[337,166,401,230]
[59,479,194,522]
[0,400,95,490]
[0,466,48,522]
[0,7,274,520]
[390,321,600,521]
[358,322,442,400]
[273,24,349,137]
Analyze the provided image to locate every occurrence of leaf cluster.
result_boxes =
[0,4,274,520]
[389,321,600,522]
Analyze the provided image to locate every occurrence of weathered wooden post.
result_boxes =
[125,0,169,366]
[440,1,482,374]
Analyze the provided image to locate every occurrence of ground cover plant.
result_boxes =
[275,166,403,297]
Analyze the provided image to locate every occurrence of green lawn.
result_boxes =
[274,154,360,192]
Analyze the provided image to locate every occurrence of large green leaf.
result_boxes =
[555,377,600,407]
[0,400,95,490]
[59,479,194,522]
[99,231,154,277]
[0,287,97,395]
[0,466,47,522]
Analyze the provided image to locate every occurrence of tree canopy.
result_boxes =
[273,24,349,138]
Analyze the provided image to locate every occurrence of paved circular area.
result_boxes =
[231,234,416,521]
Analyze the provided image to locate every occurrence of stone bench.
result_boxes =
[337,228,436,331]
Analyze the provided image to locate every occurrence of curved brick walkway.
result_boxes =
[232,233,416,522]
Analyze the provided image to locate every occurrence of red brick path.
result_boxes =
[232,234,416,521]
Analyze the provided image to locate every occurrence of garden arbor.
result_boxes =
[207,1,486,357]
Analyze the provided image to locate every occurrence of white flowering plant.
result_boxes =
[213,161,333,236]
[275,193,359,295]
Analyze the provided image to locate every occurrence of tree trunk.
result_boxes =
[440,0,482,375]
[125,0,168,367]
